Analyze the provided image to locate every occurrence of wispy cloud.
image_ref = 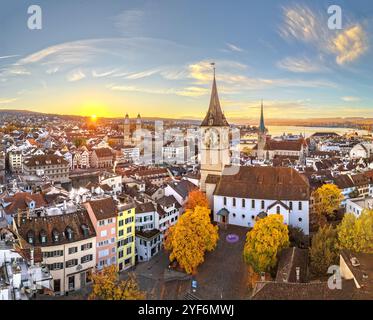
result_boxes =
[341,96,361,102]
[277,56,323,73]
[0,55,19,60]
[67,69,86,82]
[279,4,368,65]
[225,43,244,52]
[331,25,368,65]
[126,68,160,80]
[0,97,18,104]
[92,69,119,78]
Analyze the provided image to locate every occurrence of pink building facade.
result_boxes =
[84,198,117,269]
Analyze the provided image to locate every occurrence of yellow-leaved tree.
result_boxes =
[184,189,210,210]
[244,214,289,273]
[337,210,373,253]
[89,266,145,300]
[313,184,343,223]
[164,205,218,274]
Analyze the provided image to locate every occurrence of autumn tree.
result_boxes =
[89,266,145,300]
[337,210,373,253]
[313,184,343,222]
[288,225,309,248]
[164,205,218,274]
[243,214,289,274]
[310,225,339,275]
[184,189,210,210]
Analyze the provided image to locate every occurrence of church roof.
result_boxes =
[201,74,229,127]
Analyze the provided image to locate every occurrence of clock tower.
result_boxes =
[200,67,230,192]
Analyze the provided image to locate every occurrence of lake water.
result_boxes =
[265,125,368,138]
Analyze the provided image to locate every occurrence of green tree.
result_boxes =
[337,210,373,253]
[73,137,86,148]
[243,215,289,273]
[310,225,339,275]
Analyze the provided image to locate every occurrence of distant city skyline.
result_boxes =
[1,0,373,120]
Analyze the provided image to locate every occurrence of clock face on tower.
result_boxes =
[202,128,220,148]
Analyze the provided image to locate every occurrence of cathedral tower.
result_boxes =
[123,113,130,146]
[257,101,267,160]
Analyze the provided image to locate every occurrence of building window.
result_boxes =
[127,226,132,233]
[242,199,245,208]
[119,220,124,227]
[242,214,245,219]
[298,218,303,222]
[126,246,132,255]
[118,250,124,259]
[68,247,78,255]
[251,200,255,209]
[289,201,293,210]
[81,243,92,251]
[232,213,236,218]
[66,259,78,268]
[232,198,236,207]
[81,254,93,264]
[223,197,227,206]
[261,200,265,209]
[276,206,280,214]
[298,202,302,210]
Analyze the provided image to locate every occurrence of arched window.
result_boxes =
[65,227,74,241]
[276,206,281,214]
[27,230,35,244]
[52,229,60,242]
[261,200,265,209]
[40,229,47,244]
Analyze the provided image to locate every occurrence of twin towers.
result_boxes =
[123,113,142,147]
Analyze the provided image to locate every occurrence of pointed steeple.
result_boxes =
[136,113,141,125]
[259,100,266,133]
[201,64,229,127]
[124,113,129,124]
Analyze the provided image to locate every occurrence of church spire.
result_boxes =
[259,99,266,133]
[201,63,229,127]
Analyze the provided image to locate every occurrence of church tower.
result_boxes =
[123,113,130,146]
[134,114,142,145]
[257,100,267,160]
[200,66,230,192]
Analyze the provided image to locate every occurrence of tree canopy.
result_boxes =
[337,210,373,253]
[164,205,218,274]
[313,184,343,219]
[89,266,145,300]
[310,225,339,275]
[184,189,210,210]
[243,214,289,273]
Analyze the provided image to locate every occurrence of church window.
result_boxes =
[242,214,245,219]
[298,218,303,222]
[251,200,255,209]
[289,201,293,210]
[223,197,227,206]
[276,206,280,214]
[242,199,245,208]
[232,198,236,207]
[261,201,265,210]
[298,202,302,210]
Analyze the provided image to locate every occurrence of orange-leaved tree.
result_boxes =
[184,189,210,210]
[164,205,218,274]
[89,265,145,300]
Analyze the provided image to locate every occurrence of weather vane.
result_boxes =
[210,62,216,77]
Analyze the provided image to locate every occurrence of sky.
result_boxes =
[1,0,373,120]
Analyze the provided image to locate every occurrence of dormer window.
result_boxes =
[81,224,89,237]
[27,230,35,244]
[40,230,47,244]
[52,229,59,242]
[29,200,36,210]
[65,227,74,241]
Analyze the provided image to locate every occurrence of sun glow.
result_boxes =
[90,114,97,122]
